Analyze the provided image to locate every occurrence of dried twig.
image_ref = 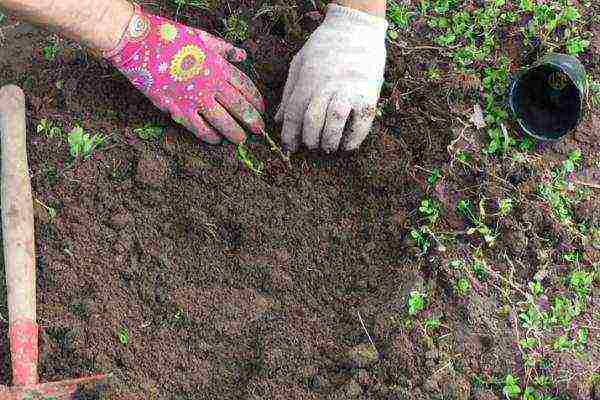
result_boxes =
[357,311,378,353]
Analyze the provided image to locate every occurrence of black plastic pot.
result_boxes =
[508,53,587,141]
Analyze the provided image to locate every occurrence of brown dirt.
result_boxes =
[0,1,599,399]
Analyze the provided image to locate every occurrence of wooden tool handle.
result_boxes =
[0,84,36,325]
[0,85,39,386]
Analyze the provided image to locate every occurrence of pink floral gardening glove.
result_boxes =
[104,4,266,144]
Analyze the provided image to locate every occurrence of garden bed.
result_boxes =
[1,0,599,399]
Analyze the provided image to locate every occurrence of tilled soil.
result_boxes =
[0,1,599,399]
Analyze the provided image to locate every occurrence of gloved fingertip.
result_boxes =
[274,107,284,123]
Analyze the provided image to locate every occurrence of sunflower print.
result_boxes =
[169,44,207,82]
[159,23,178,43]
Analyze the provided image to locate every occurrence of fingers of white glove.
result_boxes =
[321,94,352,153]
[302,93,332,150]
[275,53,303,123]
[281,112,303,153]
[343,103,377,151]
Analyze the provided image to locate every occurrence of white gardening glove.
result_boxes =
[275,4,388,153]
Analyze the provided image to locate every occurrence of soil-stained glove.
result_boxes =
[275,4,388,153]
[104,4,265,145]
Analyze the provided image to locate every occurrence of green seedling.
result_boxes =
[170,0,215,9]
[503,374,521,398]
[427,168,442,185]
[117,328,129,346]
[497,198,513,216]
[223,14,249,43]
[457,199,497,245]
[562,149,582,173]
[388,0,413,28]
[551,296,582,327]
[235,143,264,176]
[454,277,471,296]
[471,261,488,281]
[68,126,106,159]
[42,40,59,61]
[590,79,600,107]
[423,317,441,333]
[37,118,63,138]
[34,198,57,222]
[518,337,539,350]
[134,123,165,140]
[410,228,431,254]
[408,291,426,316]
[569,270,594,300]
[528,280,544,297]
[419,199,440,225]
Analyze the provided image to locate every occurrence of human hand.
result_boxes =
[104,4,265,145]
[275,4,388,153]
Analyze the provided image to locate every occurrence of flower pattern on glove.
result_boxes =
[104,4,265,145]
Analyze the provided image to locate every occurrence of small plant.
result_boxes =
[388,0,413,28]
[235,143,264,175]
[424,317,441,331]
[34,198,57,222]
[590,79,600,107]
[454,277,471,297]
[410,228,431,254]
[427,168,441,186]
[562,149,582,173]
[457,199,497,245]
[37,118,63,138]
[134,123,165,140]
[408,291,426,316]
[471,261,488,281]
[117,328,129,346]
[569,270,594,300]
[419,199,440,225]
[42,39,59,61]
[503,374,521,398]
[223,14,249,43]
[528,280,544,297]
[175,308,185,321]
[497,198,513,216]
[68,126,106,159]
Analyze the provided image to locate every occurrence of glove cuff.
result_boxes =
[102,2,148,63]
[325,4,389,32]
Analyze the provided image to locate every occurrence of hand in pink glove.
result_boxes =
[104,4,265,144]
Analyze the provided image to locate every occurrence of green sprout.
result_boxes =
[134,123,165,140]
[117,328,129,346]
[235,143,264,175]
[37,118,63,138]
[503,374,521,398]
[408,291,427,316]
[68,126,106,159]
[454,277,471,297]
[224,14,249,43]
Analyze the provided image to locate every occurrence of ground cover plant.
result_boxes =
[0,0,599,399]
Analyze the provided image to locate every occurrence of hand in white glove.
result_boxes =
[275,4,388,153]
